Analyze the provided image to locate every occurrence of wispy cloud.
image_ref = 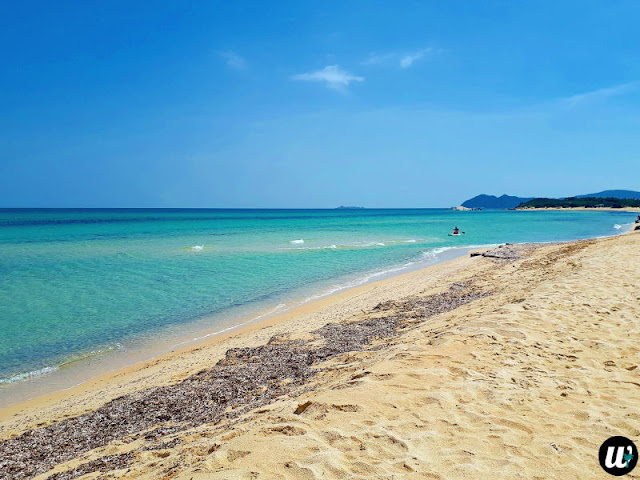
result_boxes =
[362,47,440,69]
[361,53,396,67]
[400,48,437,68]
[563,82,638,107]
[220,51,247,70]
[292,65,364,91]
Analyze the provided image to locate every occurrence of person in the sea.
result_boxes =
[453,226,459,235]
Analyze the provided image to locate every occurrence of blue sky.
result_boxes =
[1,0,639,207]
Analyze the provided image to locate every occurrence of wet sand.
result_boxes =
[1,232,639,479]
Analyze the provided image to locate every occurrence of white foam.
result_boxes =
[191,245,204,251]
[353,241,386,247]
[404,239,417,243]
[421,246,453,258]
[287,240,392,251]
[326,241,386,249]
[0,341,126,385]
[0,366,59,384]
[614,222,635,232]
[300,246,469,304]
[169,303,289,350]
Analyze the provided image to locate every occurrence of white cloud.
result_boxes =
[362,47,440,69]
[361,53,397,66]
[563,82,638,107]
[400,48,435,68]
[220,51,247,70]
[292,65,364,91]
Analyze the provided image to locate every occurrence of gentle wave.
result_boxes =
[0,366,59,384]
[300,245,467,304]
[421,246,453,258]
[613,223,634,231]
[169,303,289,350]
[0,344,123,385]
[288,241,388,251]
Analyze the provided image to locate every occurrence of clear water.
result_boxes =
[0,208,634,386]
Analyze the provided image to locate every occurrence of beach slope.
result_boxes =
[1,232,639,479]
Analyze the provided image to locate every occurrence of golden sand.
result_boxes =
[2,232,640,479]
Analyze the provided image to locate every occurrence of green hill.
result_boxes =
[518,197,640,209]
[575,190,640,200]
[461,194,534,209]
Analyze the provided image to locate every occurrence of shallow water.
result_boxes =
[0,208,634,390]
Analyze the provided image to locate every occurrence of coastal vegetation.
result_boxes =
[462,190,640,209]
[575,189,640,199]
[517,196,640,209]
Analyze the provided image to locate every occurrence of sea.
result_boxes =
[0,208,635,405]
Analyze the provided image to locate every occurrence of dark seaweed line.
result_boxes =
[0,284,489,480]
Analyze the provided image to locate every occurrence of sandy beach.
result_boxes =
[4,1,640,478]
[1,230,639,479]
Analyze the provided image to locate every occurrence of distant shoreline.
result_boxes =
[516,206,640,212]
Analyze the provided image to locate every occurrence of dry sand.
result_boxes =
[1,232,640,479]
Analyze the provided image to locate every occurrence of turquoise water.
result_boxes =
[0,208,635,385]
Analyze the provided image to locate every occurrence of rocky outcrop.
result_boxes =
[470,243,541,261]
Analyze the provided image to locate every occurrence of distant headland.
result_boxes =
[457,190,640,210]
[461,194,534,209]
